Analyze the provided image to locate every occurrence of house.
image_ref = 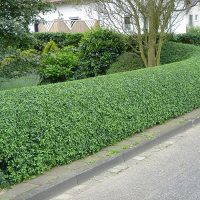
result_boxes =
[32,0,200,34]
[32,0,100,33]
[174,0,200,33]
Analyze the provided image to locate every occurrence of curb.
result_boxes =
[4,116,200,200]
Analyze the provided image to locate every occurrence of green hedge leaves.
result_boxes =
[1,44,200,186]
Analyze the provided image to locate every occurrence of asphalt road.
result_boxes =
[51,124,200,200]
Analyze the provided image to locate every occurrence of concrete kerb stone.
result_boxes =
[1,112,200,200]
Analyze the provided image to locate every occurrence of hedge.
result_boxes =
[1,43,200,187]
[107,42,198,74]
[160,42,198,64]
[107,52,144,74]
[33,32,84,47]
[171,33,200,46]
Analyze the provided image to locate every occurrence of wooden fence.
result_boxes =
[38,19,100,33]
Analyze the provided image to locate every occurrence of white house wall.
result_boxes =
[171,12,187,33]
[187,4,200,27]
[30,2,200,34]
[172,4,200,33]
[40,3,99,21]
[29,3,99,32]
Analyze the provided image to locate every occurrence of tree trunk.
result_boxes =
[147,0,157,67]
[147,39,156,67]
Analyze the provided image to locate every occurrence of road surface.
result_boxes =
[51,124,200,200]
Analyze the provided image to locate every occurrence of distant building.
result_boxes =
[31,0,200,34]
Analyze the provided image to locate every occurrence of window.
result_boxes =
[124,16,131,30]
[143,17,148,31]
[195,15,198,21]
[34,23,39,32]
[189,15,193,27]
[69,17,79,27]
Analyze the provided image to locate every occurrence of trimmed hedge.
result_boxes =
[1,43,200,187]
[106,42,198,74]
[160,42,198,64]
[33,32,84,48]
[107,52,144,74]
[171,33,200,46]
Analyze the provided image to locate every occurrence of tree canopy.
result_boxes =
[0,0,51,45]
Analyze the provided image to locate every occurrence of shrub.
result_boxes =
[0,47,17,61]
[79,28,125,77]
[171,33,200,46]
[0,49,41,79]
[40,46,79,83]
[160,42,198,64]
[0,33,39,50]
[42,40,59,54]
[107,42,197,74]
[107,52,144,74]
[16,33,39,50]
[187,26,200,34]
[34,32,84,48]
[123,35,138,52]
[0,43,200,187]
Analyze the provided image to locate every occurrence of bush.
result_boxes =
[160,42,198,64]
[107,42,197,74]
[79,28,125,77]
[171,33,200,46]
[0,33,39,50]
[40,46,79,83]
[0,49,41,79]
[0,47,17,61]
[107,52,144,74]
[16,33,39,50]
[34,32,84,48]
[42,40,59,54]
[0,43,200,187]
[187,26,200,34]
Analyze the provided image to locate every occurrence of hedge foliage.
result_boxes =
[160,42,198,64]
[0,49,40,79]
[33,32,84,48]
[107,42,198,74]
[0,43,200,187]
[79,28,125,76]
[107,52,144,74]
[171,33,200,46]
[40,46,79,83]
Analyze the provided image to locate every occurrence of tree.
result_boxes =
[93,0,199,67]
[0,0,51,45]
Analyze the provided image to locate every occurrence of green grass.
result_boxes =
[106,150,120,157]
[0,74,41,91]
[0,42,200,187]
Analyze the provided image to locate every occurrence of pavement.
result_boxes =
[1,108,200,200]
[50,124,200,200]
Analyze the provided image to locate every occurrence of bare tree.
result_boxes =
[93,0,199,67]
